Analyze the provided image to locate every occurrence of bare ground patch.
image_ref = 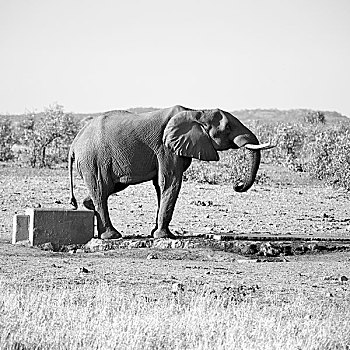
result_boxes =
[0,163,350,304]
[1,163,349,239]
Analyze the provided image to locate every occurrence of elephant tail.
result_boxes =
[69,148,78,210]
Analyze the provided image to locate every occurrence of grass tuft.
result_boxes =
[1,282,350,350]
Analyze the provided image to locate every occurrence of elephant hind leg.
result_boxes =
[97,182,128,239]
[85,183,128,210]
[82,173,122,240]
[95,198,122,240]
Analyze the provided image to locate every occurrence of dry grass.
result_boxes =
[1,281,350,350]
[1,164,350,349]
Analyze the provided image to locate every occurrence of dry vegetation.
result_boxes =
[2,106,350,189]
[1,162,350,349]
[1,280,350,350]
[1,106,350,349]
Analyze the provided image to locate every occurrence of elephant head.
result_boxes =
[163,108,273,192]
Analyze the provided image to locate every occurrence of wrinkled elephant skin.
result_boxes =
[69,105,271,239]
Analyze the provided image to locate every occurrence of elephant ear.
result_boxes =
[163,111,219,161]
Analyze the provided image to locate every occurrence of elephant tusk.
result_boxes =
[244,142,276,150]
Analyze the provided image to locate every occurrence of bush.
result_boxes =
[302,124,350,189]
[183,118,350,190]
[0,118,15,161]
[2,105,350,190]
[15,104,78,167]
[251,121,306,170]
[183,149,250,185]
[252,119,350,190]
[303,111,326,125]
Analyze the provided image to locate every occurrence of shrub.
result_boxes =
[0,118,15,161]
[251,121,306,170]
[239,118,350,189]
[302,123,350,189]
[15,104,78,167]
[3,105,350,190]
[303,111,326,125]
[183,149,250,185]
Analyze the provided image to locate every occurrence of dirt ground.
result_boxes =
[0,163,350,301]
[1,162,349,239]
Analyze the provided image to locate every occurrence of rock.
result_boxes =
[308,243,328,252]
[153,239,173,249]
[15,240,30,246]
[323,275,339,281]
[281,245,292,256]
[339,275,348,282]
[146,253,158,259]
[259,242,282,257]
[171,240,184,249]
[236,259,258,263]
[79,267,89,273]
[191,200,213,206]
[128,241,145,248]
[172,282,185,294]
[40,242,54,251]
[294,244,308,253]
[174,229,188,236]
[226,242,244,254]
[183,241,191,249]
[84,238,104,252]
[241,243,258,255]
[307,243,319,252]
[65,244,79,253]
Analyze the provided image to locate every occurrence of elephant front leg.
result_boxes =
[151,178,160,237]
[152,173,182,239]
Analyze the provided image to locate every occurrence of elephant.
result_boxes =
[68,105,273,239]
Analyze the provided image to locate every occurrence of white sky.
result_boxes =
[1,0,350,116]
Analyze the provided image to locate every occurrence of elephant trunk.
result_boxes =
[232,133,274,192]
[234,148,261,193]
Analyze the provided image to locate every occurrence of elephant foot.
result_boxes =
[83,197,95,211]
[152,228,177,239]
[100,229,122,240]
[70,197,78,210]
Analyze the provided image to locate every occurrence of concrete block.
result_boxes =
[25,208,94,247]
[12,214,30,244]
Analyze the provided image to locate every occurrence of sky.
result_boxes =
[1,0,350,116]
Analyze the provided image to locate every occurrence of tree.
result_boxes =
[304,111,326,125]
[18,104,78,167]
[0,118,15,161]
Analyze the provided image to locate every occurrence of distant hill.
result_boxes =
[231,108,349,123]
[1,107,348,124]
